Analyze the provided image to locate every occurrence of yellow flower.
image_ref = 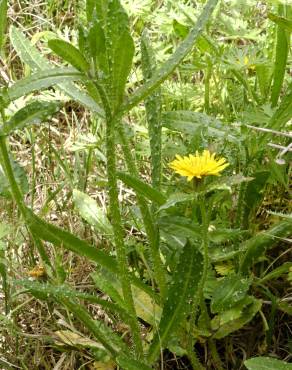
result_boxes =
[244,56,249,65]
[169,150,229,181]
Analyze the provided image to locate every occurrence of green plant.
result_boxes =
[0,0,291,368]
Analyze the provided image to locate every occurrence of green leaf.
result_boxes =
[131,285,162,325]
[120,0,219,113]
[24,208,156,299]
[88,21,106,61]
[239,221,292,275]
[211,297,261,339]
[173,19,190,38]
[268,12,292,32]
[9,26,103,115]
[0,101,59,136]
[72,189,113,236]
[211,275,251,313]
[86,0,95,23]
[92,271,162,325]
[158,193,195,211]
[256,64,273,100]
[147,240,203,363]
[24,207,118,271]
[158,216,201,241]
[4,67,83,103]
[162,110,238,142]
[18,280,133,357]
[117,172,166,206]
[257,262,292,284]
[244,357,292,370]
[48,39,90,72]
[106,0,129,57]
[18,279,131,323]
[141,30,162,191]
[162,110,221,135]
[268,82,292,130]
[242,170,270,229]
[270,5,290,106]
[110,30,134,110]
[0,0,7,53]
[116,355,153,370]
[91,271,125,309]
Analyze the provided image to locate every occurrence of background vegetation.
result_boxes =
[0,0,291,369]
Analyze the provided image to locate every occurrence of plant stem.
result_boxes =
[199,197,209,305]
[187,338,205,370]
[118,125,166,298]
[209,339,224,370]
[105,117,143,358]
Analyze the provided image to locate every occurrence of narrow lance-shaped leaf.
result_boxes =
[267,82,292,130]
[25,207,117,271]
[103,0,134,110]
[18,278,131,324]
[0,101,59,136]
[0,0,7,53]
[48,39,90,72]
[270,5,290,106]
[2,67,83,103]
[23,207,157,300]
[257,262,292,284]
[9,26,104,116]
[110,30,134,111]
[268,12,292,32]
[19,280,127,356]
[120,0,219,113]
[86,0,95,22]
[117,171,167,206]
[141,30,162,191]
[147,241,203,363]
[239,220,292,274]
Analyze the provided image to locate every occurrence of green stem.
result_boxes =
[90,77,143,356]
[105,117,143,358]
[118,125,166,298]
[209,339,224,370]
[199,197,209,305]
[187,339,205,370]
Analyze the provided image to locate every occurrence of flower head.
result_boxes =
[169,150,229,181]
